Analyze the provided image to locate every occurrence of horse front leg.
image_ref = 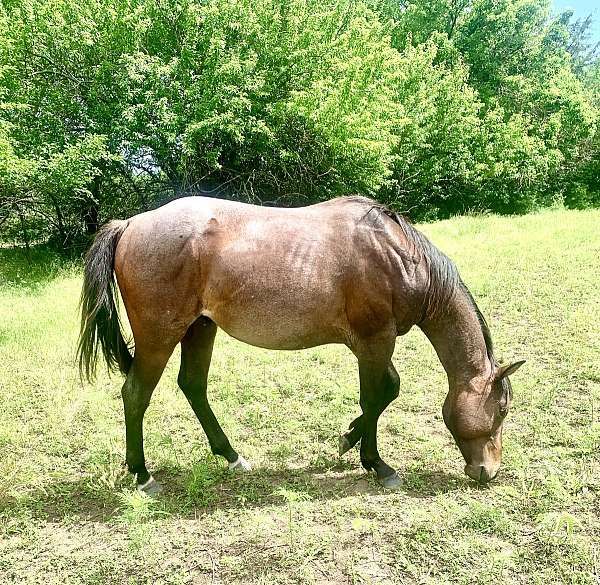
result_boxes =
[339,414,364,456]
[356,359,401,489]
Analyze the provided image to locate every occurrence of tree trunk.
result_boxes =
[18,209,31,265]
[83,174,102,235]
[48,193,68,247]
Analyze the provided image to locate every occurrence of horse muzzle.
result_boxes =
[464,464,498,484]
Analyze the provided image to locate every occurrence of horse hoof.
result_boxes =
[379,472,401,490]
[338,433,352,457]
[137,475,162,497]
[229,455,252,472]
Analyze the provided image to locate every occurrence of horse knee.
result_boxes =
[385,367,400,401]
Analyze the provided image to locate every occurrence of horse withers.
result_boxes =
[77,196,524,494]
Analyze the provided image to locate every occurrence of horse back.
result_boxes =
[114,197,425,350]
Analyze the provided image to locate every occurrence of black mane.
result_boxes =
[343,196,495,362]
[459,281,495,363]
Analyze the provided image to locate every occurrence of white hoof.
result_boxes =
[228,455,252,472]
[136,475,162,496]
[379,472,402,490]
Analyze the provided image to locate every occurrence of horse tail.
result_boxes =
[77,220,133,382]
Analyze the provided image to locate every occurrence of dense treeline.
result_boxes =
[0,0,599,249]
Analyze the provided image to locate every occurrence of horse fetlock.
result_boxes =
[360,457,376,472]
[375,460,396,478]
[363,458,401,489]
[363,457,395,478]
[137,475,163,497]
[228,455,252,472]
[126,459,147,477]
[209,439,236,461]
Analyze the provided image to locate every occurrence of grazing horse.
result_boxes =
[78,196,524,494]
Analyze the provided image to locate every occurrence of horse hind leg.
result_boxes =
[178,316,250,471]
[121,345,174,495]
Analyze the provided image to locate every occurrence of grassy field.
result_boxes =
[0,208,599,584]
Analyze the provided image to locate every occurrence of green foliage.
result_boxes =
[120,0,401,199]
[374,0,600,216]
[0,0,599,244]
[378,38,482,214]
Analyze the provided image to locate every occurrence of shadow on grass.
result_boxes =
[0,478,122,524]
[0,460,466,525]
[0,245,79,293]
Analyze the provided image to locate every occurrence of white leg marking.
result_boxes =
[137,475,156,491]
[136,475,162,496]
[228,455,252,472]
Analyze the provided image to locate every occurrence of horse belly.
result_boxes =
[201,279,347,350]
[198,223,353,349]
[209,316,338,350]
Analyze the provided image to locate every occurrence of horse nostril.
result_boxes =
[464,464,496,483]
[478,466,493,483]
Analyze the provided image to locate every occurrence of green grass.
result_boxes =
[0,208,599,584]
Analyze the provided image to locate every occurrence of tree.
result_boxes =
[371,0,599,217]
[0,0,598,244]
[121,0,402,201]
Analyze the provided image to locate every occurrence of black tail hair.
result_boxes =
[77,220,133,382]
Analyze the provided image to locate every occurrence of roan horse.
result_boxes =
[78,195,524,494]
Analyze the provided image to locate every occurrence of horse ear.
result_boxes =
[496,360,526,380]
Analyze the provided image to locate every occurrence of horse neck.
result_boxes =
[418,289,492,390]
